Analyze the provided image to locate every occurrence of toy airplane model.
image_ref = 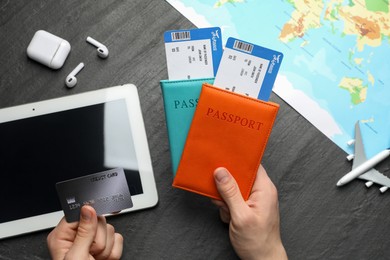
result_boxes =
[336,121,390,192]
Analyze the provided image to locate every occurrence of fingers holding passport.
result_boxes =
[212,166,287,260]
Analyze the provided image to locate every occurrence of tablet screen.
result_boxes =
[0,99,143,224]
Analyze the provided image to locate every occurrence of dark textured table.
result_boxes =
[1,1,390,259]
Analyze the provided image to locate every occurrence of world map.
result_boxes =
[167,0,390,158]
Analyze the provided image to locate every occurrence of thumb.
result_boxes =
[66,205,98,258]
[214,167,247,216]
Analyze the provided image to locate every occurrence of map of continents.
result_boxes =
[279,0,387,106]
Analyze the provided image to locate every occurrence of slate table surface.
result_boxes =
[1,1,389,259]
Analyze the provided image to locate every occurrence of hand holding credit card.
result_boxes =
[56,168,133,222]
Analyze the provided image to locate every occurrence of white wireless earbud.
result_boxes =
[86,36,109,58]
[65,62,84,88]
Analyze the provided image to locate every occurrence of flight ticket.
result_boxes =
[214,37,283,101]
[164,27,223,80]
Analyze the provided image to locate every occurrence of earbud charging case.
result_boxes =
[27,30,71,69]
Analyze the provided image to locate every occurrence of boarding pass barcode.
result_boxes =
[171,31,191,41]
[233,40,253,53]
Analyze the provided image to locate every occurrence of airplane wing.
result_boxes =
[352,122,367,169]
[352,121,390,192]
[358,168,390,187]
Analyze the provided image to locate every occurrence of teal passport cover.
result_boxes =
[160,78,215,176]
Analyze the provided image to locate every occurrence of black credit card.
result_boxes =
[56,168,133,222]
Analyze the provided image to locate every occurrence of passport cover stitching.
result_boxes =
[173,83,279,200]
[204,84,279,198]
[160,78,215,176]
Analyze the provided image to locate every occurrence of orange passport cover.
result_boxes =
[173,83,279,200]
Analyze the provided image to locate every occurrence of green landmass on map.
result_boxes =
[366,0,389,12]
[339,77,368,105]
[277,0,390,106]
[214,0,244,8]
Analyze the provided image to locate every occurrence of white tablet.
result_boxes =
[0,84,158,239]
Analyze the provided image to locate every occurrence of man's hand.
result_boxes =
[47,205,123,260]
[212,166,287,260]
